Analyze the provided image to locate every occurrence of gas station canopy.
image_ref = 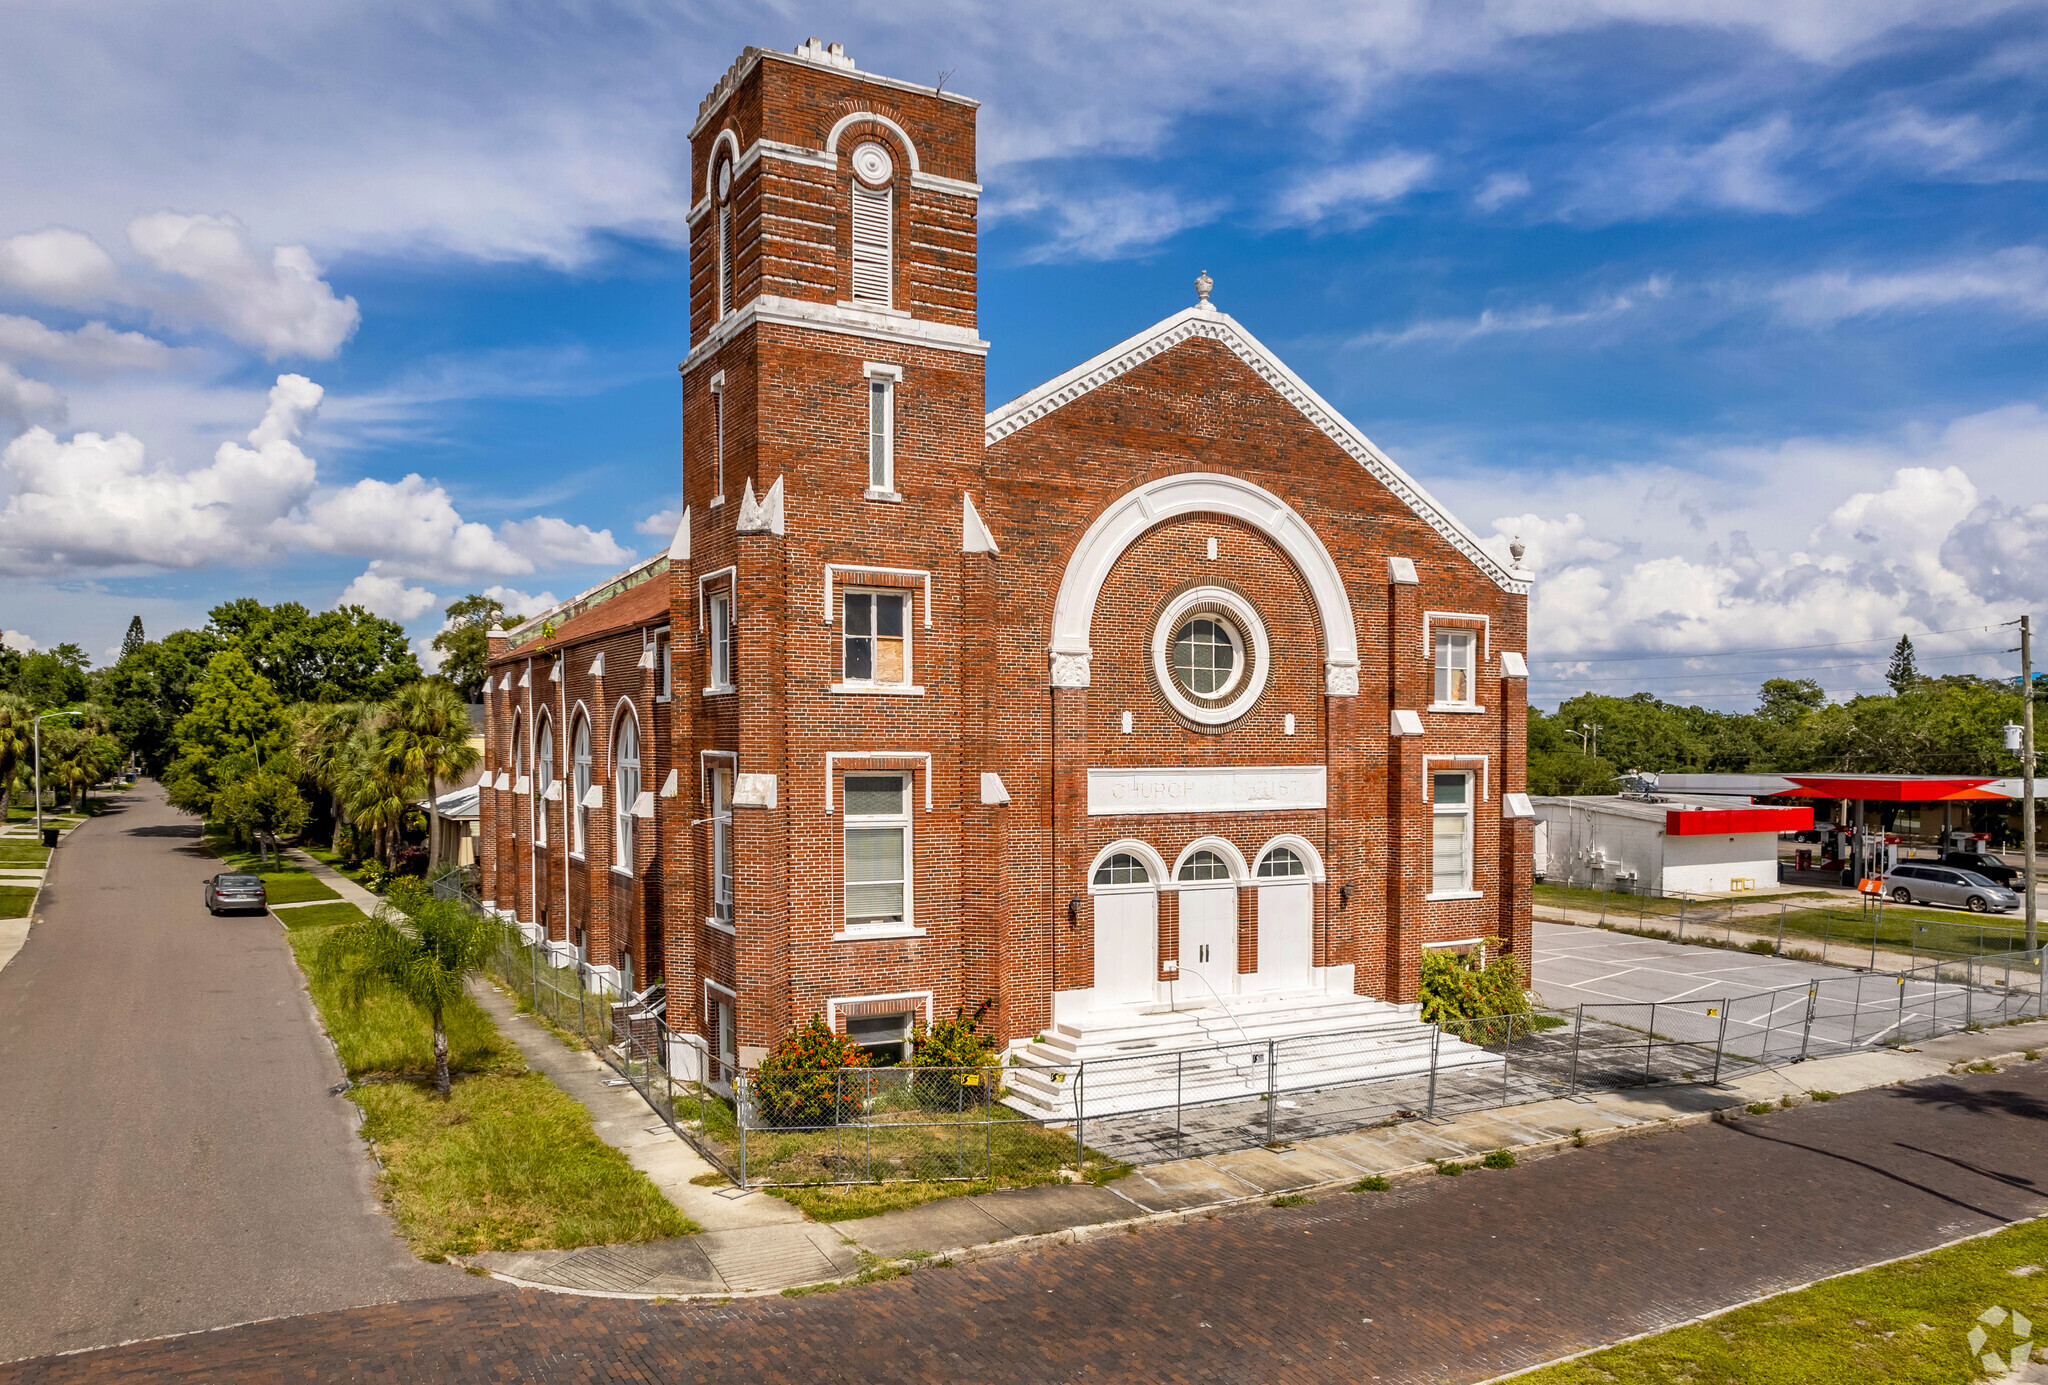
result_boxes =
[1779,775,1998,802]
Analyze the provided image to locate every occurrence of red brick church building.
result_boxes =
[478,38,1534,1082]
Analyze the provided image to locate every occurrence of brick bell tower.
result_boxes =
[673,40,989,1065]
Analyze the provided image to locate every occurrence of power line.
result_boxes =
[1541,623,2001,666]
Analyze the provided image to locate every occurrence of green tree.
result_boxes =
[42,722,122,812]
[121,616,146,661]
[1887,635,1919,696]
[291,701,380,851]
[14,647,91,710]
[0,694,30,820]
[1757,677,1825,725]
[317,897,498,1097]
[384,679,481,871]
[430,594,521,702]
[214,761,313,845]
[162,649,288,820]
[95,628,225,775]
[207,599,420,703]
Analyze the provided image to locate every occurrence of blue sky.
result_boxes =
[1,2,2044,709]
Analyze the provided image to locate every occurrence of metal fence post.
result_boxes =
[1501,1014,1515,1107]
[1967,962,1975,1029]
[1896,974,1907,1040]
[1568,1003,1584,1096]
[1265,1039,1278,1144]
[1798,986,1817,1061]
[1600,887,1608,926]
[738,1079,749,1187]
[1776,903,1787,957]
[1644,1001,1657,1083]
[1871,899,1882,971]
[1822,911,1833,966]
[1426,1023,1442,1118]
[1711,1001,1731,1084]
[1175,1050,1184,1142]
[1678,894,1687,942]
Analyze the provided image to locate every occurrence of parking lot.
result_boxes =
[1532,919,1844,1008]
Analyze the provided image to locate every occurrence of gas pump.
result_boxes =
[1945,831,1992,857]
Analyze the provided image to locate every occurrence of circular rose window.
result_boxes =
[1151,586,1270,727]
[852,141,894,185]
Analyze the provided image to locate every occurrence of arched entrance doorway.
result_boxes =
[1089,845,1161,1006]
[1175,845,1240,1000]
[1254,841,1315,991]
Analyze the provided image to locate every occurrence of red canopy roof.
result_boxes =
[1781,775,1995,802]
[1665,805,1813,836]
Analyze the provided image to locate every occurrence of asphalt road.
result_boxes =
[0,784,484,1363]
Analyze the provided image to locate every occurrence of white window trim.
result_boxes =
[1430,627,1481,709]
[703,976,736,1026]
[697,567,738,695]
[1430,768,1477,899]
[837,586,915,690]
[612,705,642,876]
[708,371,727,505]
[1422,611,1491,663]
[1429,702,1488,714]
[822,563,931,628]
[1423,754,1490,801]
[838,771,918,939]
[864,362,901,497]
[569,708,593,860]
[708,765,734,933]
[698,749,737,805]
[652,628,673,702]
[825,990,935,1030]
[824,751,933,812]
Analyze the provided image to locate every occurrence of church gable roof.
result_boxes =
[985,305,1530,596]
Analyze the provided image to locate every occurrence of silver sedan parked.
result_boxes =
[1883,863,2020,914]
[202,873,268,916]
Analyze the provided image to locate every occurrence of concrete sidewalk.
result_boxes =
[462,994,2048,1300]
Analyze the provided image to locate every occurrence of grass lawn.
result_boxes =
[0,845,51,866]
[274,901,371,930]
[0,887,35,918]
[1513,1216,2048,1383]
[287,916,696,1257]
[259,873,339,904]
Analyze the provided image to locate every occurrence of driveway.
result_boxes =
[0,783,485,1362]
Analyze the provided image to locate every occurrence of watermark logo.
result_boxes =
[1966,1305,2036,1377]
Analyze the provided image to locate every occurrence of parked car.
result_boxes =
[1882,864,2020,914]
[1939,851,2027,889]
[202,873,267,916]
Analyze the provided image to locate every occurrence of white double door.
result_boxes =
[1255,881,1313,991]
[1177,883,1239,999]
[1092,888,1158,1005]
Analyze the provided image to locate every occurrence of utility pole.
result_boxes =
[2024,615,2038,950]
[1577,722,1604,757]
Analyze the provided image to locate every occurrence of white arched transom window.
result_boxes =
[1092,852,1152,887]
[1178,849,1231,883]
[571,715,592,857]
[534,717,554,846]
[612,709,640,872]
[1257,847,1306,878]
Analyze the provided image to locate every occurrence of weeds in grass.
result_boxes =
[2027,1050,2041,1062]
[1271,1194,1314,1208]
[689,1171,731,1188]
[1434,1159,1467,1177]
[1747,1102,1775,1115]
[1810,1090,1838,1102]
[1966,1060,1998,1073]
[1482,1149,1517,1169]
[1353,1176,1391,1192]
[1779,1094,1796,1109]
[1571,1128,1588,1148]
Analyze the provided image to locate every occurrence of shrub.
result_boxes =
[1352,1175,1391,1192]
[911,1008,999,1108]
[753,1016,870,1127]
[1481,1148,1517,1169]
[1419,939,1533,1029]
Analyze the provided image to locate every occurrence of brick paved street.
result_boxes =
[10,1062,2048,1384]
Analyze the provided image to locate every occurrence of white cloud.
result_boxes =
[1565,115,1806,221]
[477,584,557,620]
[1427,398,2048,701]
[0,370,633,580]
[1842,105,2012,176]
[1473,171,1532,211]
[0,314,177,374]
[340,567,439,621]
[125,213,360,359]
[0,228,119,301]
[996,186,1226,263]
[1351,277,1669,347]
[1274,151,1435,227]
[636,506,680,537]
[1,628,38,653]
[1769,246,2048,325]
[0,363,66,429]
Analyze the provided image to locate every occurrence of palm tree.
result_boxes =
[0,695,30,822]
[293,702,377,851]
[317,896,497,1097]
[341,723,410,868]
[384,679,480,872]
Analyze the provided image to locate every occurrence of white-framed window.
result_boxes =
[613,709,640,873]
[868,378,893,491]
[655,632,672,700]
[715,997,736,1072]
[709,372,726,504]
[1257,846,1306,878]
[846,1011,911,1064]
[1434,629,1477,706]
[843,774,909,931]
[534,718,554,846]
[707,590,733,691]
[1178,850,1231,883]
[711,767,734,927]
[1432,772,1473,895]
[850,178,892,307]
[1092,852,1152,887]
[842,589,909,686]
[571,714,592,857]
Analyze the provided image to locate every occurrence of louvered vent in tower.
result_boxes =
[717,203,733,316]
[850,184,892,307]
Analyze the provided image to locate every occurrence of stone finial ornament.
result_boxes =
[1195,269,1214,307]
[1509,535,1527,565]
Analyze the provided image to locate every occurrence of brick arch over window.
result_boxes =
[1048,472,1359,695]
[822,112,922,174]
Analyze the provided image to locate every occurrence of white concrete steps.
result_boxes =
[1003,991,1503,1120]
